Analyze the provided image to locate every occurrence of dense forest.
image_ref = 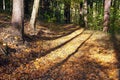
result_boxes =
[0,0,120,79]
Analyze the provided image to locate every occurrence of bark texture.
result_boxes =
[64,2,71,23]
[103,0,111,32]
[12,0,24,41]
[30,0,40,32]
[83,0,88,28]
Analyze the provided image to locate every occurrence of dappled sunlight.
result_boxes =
[44,28,84,48]
[89,50,117,64]
[4,30,93,79]
[86,33,119,80]
[1,29,119,79]
[0,16,119,79]
[32,30,93,70]
[0,0,120,78]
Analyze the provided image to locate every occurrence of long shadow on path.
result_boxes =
[110,34,120,80]
[33,29,85,58]
[40,32,94,79]
[24,25,81,42]
[0,29,85,75]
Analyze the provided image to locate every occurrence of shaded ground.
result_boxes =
[0,14,120,80]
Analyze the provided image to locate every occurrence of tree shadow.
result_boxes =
[110,34,120,80]
[93,32,120,80]
[109,0,120,79]
[0,14,11,28]
[0,47,16,66]
[0,29,85,75]
[38,32,119,80]
[0,57,10,67]
[40,32,94,79]
[40,59,109,80]
[23,29,85,61]
[37,27,81,41]
[24,24,81,42]
[0,21,11,28]
[29,30,84,57]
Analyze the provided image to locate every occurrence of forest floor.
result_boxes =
[0,14,120,80]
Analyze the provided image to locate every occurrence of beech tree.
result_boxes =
[103,0,111,32]
[11,0,24,41]
[30,0,40,33]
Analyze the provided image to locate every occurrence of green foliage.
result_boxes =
[1,0,120,34]
[109,4,120,34]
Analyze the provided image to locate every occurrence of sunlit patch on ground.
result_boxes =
[0,15,120,79]
[89,50,116,64]
[76,32,119,80]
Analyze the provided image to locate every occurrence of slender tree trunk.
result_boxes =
[64,2,71,23]
[30,0,40,33]
[3,0,5,10]
[74,4,77,23]
[12,0,24,41]
[79,2,85,27]
[83,0,88,28]
[103,0,111,32]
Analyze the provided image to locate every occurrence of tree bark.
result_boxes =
[3,0,5,10]
[12,0,24,41]
[103,0,111,32]
[83,0,88,28]
[64,2,71,23]
[79,2,85,27]
[30,0,40,32]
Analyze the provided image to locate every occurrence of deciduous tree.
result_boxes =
[30,0,40,33]
[12,0,24,41]
[103,0,111,32]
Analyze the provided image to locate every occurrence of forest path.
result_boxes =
[0,27,94,78]
[10,29,93,78]
[0,26,119,80]
[41,32,118,80]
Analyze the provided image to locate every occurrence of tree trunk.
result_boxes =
[83,0,88,28]
[103,0,111,32]
[30,0,40,33]
[79,2,85,27]
[64,2,71,23]
[3,0,5,10]
[12,0,24,41]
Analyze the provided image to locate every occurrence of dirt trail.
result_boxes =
[0,14,119,79]
[0,28,119,80]
[6,30,93,79]
[42,28,84,49]
[41,32,118,80]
